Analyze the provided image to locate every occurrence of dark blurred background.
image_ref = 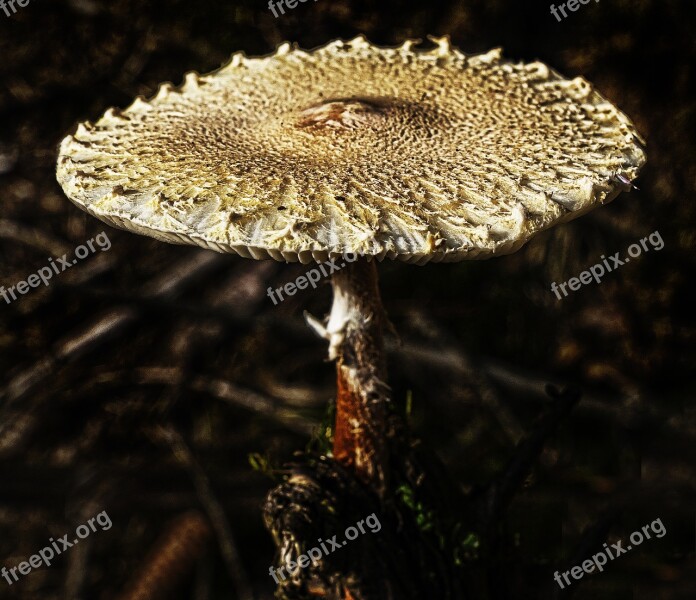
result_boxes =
[0,0,694,598]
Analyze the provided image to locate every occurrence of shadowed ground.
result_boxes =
[0,0,694,598]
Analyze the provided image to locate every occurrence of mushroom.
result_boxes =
[56,36,646,494]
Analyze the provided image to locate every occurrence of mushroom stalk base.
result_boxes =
[310,259,390,492]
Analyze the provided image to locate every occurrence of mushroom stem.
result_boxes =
[325,259,390,492]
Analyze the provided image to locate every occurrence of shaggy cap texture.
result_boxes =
[57,36,646,264]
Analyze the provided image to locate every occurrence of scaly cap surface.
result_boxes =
[57,36,646,264]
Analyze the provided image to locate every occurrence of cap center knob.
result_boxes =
[295,97,389,130]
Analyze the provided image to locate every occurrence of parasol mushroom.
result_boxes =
[56,36,646,497]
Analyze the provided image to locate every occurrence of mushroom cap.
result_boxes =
[56,37,646,264]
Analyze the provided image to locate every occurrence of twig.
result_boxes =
[62,464,117,599]
[548,506,623,600]
[0,219,74,256]
[116,511,213,600]
[193,553,214,600]
[392,323,525,445]
[154,425,254,600]
[194,376,316,436]
[478,386,581,600]
[394,341,683,436]
[82,366,316,436]
[63,535,92,600]
[481,386,581,532]
[0,251,225,454]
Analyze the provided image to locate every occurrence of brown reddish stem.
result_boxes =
[308,258,391,494]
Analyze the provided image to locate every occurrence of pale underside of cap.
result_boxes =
[56,37,646,264]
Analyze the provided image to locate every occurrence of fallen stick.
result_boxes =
[0,251,225,451]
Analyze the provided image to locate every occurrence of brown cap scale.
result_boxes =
[56,36,646,491]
